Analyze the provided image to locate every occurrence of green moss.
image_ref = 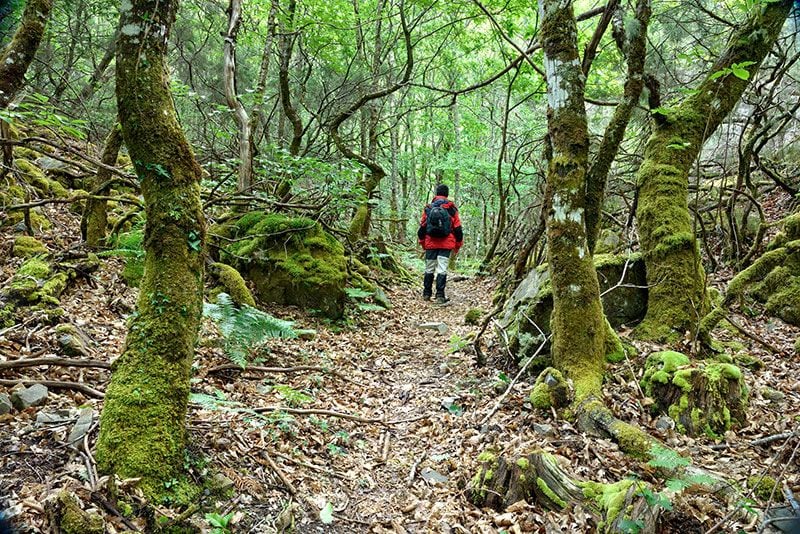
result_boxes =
[607,419,652,458]
[224,212,347,318]
[516,457,530,470]
[580,478,638,528]
[15,158,49,193]
[211,262,255,307]
[536,477,567,508]
[477,450,497,464]
[7,256,52,301]
[530,382,551,409]
[672,369,693,391]
[641,351,690,396]
[464,308,483,326]
[747,475,778,500]
[12,235,47,257]
[58,491,104,534]
[39,271,68,305]
[604,319,625,363]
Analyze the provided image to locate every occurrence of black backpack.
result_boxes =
[426,199,453,238]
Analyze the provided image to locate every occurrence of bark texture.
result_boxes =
[0,0,53,109]
[95,0,206,501]
[635,0,792,341]
[223,0,253,193]
[539,0,606,401]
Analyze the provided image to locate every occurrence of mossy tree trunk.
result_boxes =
[0,0,53,109]
[81,124,123,248]
[539,0,606,401]
[95,0,206,502]
[634,0,792,341]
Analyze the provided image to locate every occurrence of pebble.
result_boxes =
[10,384,49,410]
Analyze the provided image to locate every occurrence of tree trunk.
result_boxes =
[95,0,206,502]
[223,0,254,193]
[77,23,120,104]
[276,0,301,198]
[81,125,123,248]
[635,0,792,341]
[539,0,606,401]
[0,0,53,109]
[584,0,650,253]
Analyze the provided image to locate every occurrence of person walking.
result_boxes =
[418,184,463,303]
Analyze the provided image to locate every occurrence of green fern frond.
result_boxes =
[204,293,298,368]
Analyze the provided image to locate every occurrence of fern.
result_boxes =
[647,444,690,470]
[204,293,297,368]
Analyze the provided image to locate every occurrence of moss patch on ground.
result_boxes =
[12,235,47,257]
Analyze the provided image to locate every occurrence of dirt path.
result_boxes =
[2,238,799,533]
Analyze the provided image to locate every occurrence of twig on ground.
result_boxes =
[0,379,104,398]
[0,357,111,370]
[258,449,298,496]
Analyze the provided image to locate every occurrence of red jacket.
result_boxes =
[418,196,463,250]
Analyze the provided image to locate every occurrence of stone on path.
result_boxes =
[11,384,49,410]
[0,394,12,415]
[67,408,94,446]
[420,467,448,484]
[36,409,74,425]
[417,322,448,334]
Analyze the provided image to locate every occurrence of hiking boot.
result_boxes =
[422,295,431,301]
[423,273,434,300]
[436,296,450,305]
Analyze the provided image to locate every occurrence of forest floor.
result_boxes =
[1,203,799,533]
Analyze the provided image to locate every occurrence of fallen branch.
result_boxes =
[257,449,297,496]
[0,357,110,370]
[0,379,104,398]
[252,405,384,424]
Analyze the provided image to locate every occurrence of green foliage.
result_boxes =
[0,93,87,138]
[272,384,313,407]
[646,444,690,470]
[204,512,234,534]
[448,334,469,354]
[203,293,297,368]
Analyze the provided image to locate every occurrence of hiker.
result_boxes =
[418,184,463,303]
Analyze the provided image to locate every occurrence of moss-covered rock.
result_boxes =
[12,235,47,257]
[498,253,647,364]
[209,262,255,307]
[56,491,105,534]
[726,215,800,327]
[6,256,52,302]
[529,367,570,410]
[222,213,347,318]
[641,351,747,438]
[464,307,483,325]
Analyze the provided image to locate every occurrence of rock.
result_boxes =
[655,415,675,432]
[498,254,647,362]
[36,409,75,425]
[373,287,392,309]
[440,397,457,410]
[761,387,785,402]
[419,468,448,484]
[296,329,317,340]
[223,213,348,319]
[439,362,449,374]
[532,423,554,437]
[418,322,448,334]
[67,408,94,446]
[0,394,12,415]
[12,236,48,258]
[10,384,48,410]
[55,324,91,357]
[207,472,234,493]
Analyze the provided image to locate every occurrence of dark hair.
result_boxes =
[435,184,449,197]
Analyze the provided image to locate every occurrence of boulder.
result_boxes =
[55,323,92,357]
[12,236,48,258]
[223,213,348,318]
[11,384,49,410]
[498,254,647,363]
[0,394,12,415]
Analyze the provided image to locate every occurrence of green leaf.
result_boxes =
[731,66,750,80]
[618,518,645,533]
[709,68,730,81]
[647,444,690,469]
[320,502,334,524]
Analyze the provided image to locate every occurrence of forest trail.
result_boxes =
[2,207,798,533]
